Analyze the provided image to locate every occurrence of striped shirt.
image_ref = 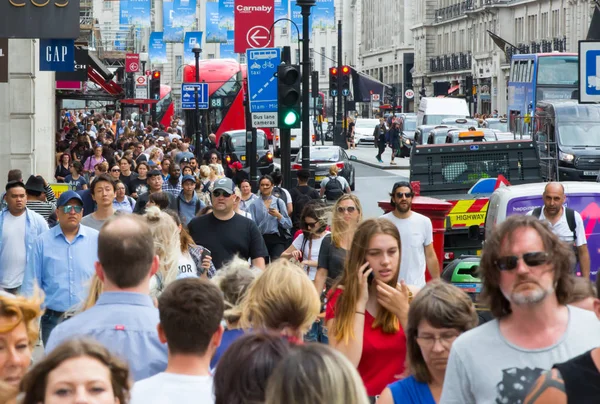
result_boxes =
[26,185,56,221]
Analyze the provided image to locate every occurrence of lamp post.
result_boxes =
[297,0,316,170]
[192,43,202,159]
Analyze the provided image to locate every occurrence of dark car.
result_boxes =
[226,129,274,175]
[426,126,460,144]
[292,146,356,191]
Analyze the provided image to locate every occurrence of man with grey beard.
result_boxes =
[440,215,600,404]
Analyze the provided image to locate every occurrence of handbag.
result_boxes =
[276,198,292,241]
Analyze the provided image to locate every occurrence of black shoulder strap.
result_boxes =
[565,207,577,238]
[177,197,180,212]
[532,207,542,218]
[195,198,201,214]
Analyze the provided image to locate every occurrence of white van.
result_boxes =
[417,97,470,126]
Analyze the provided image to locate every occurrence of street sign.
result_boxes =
[136,75,147,86]
[247,48,280,127]
[251,112,278,127]
[371,94,380,102]
[126,53,140,73]
[135,74,148,99]
[0,39,7,83]
[579,41,600,103]
[181,82,209,109]
[405,89,415,99]
[39,39,74,72]
[234,0,275,53]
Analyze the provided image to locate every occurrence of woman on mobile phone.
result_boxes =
[326,218,412,399]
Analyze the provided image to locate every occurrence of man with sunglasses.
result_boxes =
[188,178,267,270]
[22,191,99,346]
[526,182,590,279]
[381,182,440,287]
[441,215,600,404]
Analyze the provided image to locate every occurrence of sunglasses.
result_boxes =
[111,169,121,173]
[61,205,83,214]
[304,221,318,229]
[213,190,232,198]
[395,192,414,199]
[494,252,549,271]
[337,206,357,214]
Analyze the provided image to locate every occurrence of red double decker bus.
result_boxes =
[182,59,273,142]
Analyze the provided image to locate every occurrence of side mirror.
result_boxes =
[349,155,358,161]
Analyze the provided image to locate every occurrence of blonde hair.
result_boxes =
[265,344,369,404]
[149,148,160,160]
[80,275,104,313]
[209,163,221,176]
[143,206,180,294]
[328,164,339,176]
[330,194,363,248]
[240,259,320,334]
[0,291,43,347]
[212,256,260,325]
[199,165,211,179]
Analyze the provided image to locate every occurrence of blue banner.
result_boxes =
[184,32,204,64]
[120,0,151,27]
[275,0,289,21]
[313,0,334,30]
[219,30,235,59]
[218,0,234,32]
[173,0,197,31]
[290,2,306,41]
[149,32,168,64]
[205,1,226,43]
[39,39,74,72]
[163,0,184,42]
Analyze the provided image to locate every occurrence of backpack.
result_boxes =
[325,176,344,201]
[531,206,577,241]
[292,186,318,226]
[272,186,288,204]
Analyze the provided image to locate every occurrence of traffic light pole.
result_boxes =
[280,47,292,190]
[299,0,316,170]
[334,20,345,149]
[244,80,259,191]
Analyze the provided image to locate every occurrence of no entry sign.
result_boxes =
[234,0,275,53]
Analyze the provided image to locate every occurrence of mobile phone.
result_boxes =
[201,248,211,262]
[363,265,374,285]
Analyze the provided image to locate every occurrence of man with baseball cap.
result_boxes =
[380,181,440,287]
[0,181,48,294]
[22,190,99,345]
[188,178,267,270]
[178,175,205,226]
[134,170,177,214]
[175,142,194,165]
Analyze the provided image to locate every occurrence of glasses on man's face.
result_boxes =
[61,205,83,214]
[395,192,414,199]
[494,252,549,271]
[213,190,232,198]
[415,333,460,350]
[337,206,356,214]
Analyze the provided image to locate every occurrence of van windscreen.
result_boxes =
[558,123,600,146]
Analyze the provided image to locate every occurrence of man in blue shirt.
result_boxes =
[46,214,168,381]
[22,191,99,345]
[177,175,205,226]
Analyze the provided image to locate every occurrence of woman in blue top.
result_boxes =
[378,281,478,404]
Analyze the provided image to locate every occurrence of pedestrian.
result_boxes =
[440,215,600,403]
[565,276,596,311]
[315,194,363,296]
[80,174,117,231]
[54,153,71,183]
[381,181,440,287]
[22,191,99,346]
[64,161,88,191]
[129,161,149,199]
[347,117,356,150]
[20,339,131,404]
[133,170,177,214]
[188,177,267,269]
[326,218,412,398]
[0,291,43,391]
[239,179,258,212]
[24,175,56,222]
[527,182,590,278]
[228,161,249,187]
[177,174,205,226]
[147,191,172,210]
[0,181,48,294]
[45,214,168,381]
[233,186,252,219]
[113,180,136,214]
[320,165,351,202]
[247,175,293,262]
[388,120,401,165]
[119,157,138,195]
[210,257,258,368]
[83,144,106,176]
[240,259,321,341]
[265,344,370,404]
[213,333,292,404]
[130,278,224,403]
[379,281,478,404]
[289,169,320,232]
[375,117,387,163]
[162,163,183,197]
[271,169,293,215]
[109,163,121,182]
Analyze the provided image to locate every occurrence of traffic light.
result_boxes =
[277,64,301,129]
[341,65,350,97]
[150,70,161,100]
[329,67,338,97]
[311,71,319,97]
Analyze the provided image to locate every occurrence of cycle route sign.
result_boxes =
[246,47,281,127]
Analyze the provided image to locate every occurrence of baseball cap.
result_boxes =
[212,177,235,194]
[391,181,413,194]
[180,157,190,164]
[57,191,83,207]
[148,170,162,177]
[181,174,196,184]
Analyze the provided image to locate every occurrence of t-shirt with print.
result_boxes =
[130,372,214,404]
[176,251,197,279]
[129,177,149,197]
[381,211,433,288]
[440,305,600,404]
[292,231,330,280]
[64,175,88,191]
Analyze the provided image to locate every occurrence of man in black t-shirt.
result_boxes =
[289,169,320,232]
[188,177,267,270]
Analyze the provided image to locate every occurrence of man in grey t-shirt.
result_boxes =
[441,215,600,404]
[80,174,116,231]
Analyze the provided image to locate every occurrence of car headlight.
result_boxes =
[559,151,574,163]
[404,138,411,145]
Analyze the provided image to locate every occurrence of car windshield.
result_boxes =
[486,121,508,132]
[558,122,600,146]
[355,120,378,128]
[297,149,339,162]
[230,132,267,151]
[433,135,447,144]
[403,118,416,131]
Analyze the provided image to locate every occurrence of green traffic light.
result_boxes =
[283,111,299,126]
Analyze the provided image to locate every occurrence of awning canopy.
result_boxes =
[448,84,460,94]
[351,68,390,102]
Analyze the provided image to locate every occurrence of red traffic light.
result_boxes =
[330,67,338,76]
[341,65,350,74]
[152,71,161,79]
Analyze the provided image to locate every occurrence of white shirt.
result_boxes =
[381,211,433,287]
[177,251,197,279]
[130,372,214,404]
[526,207,586,246]
[0,212,27,288]
[292,231,330,280]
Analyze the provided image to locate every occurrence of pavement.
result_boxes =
[346,143,410,170]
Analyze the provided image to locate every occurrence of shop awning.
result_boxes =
[351,68,390,102]
[448,85,460,94]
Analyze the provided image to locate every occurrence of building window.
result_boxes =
[552,10,559,37]
[528,15,537,41]
[103,0,112,9]
[282,26,288,35]
[320,47,326,75]
[208,54,215,59]
[541,12,548,38]
[331,46,336,66]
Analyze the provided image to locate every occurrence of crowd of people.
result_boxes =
[0,108,599,403]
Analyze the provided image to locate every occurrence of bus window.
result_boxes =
[528,60,534,82]
[520,61,528,82]
[510,60,517,82]
[537,56,578,86]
